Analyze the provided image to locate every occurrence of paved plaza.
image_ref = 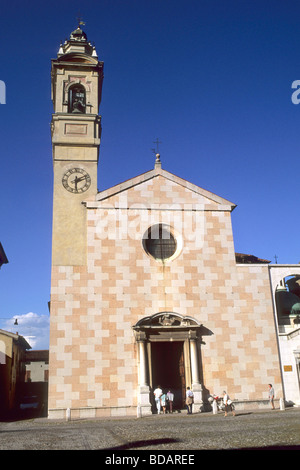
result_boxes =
[0,407,299,452]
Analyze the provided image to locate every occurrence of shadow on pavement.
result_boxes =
[104,438,180,450]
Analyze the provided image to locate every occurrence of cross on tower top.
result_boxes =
[76,13,86,28]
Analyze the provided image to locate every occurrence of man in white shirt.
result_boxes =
[153,386,163,414]
[186,387,194,414]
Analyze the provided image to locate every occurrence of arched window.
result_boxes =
[275,275,300,327]
[68,84,86,113]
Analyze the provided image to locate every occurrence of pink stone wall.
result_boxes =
[49,173,282,416]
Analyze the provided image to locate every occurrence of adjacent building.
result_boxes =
[25,350,49,383]
[0,329,31,417]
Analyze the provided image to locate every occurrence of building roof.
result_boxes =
[235,253,271,264]
[25,350,49,362]
[0,329,31,350]
[91,164,237,212]
[0,242,8,267]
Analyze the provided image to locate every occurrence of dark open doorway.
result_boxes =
[151,341,185,411]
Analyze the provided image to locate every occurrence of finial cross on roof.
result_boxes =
[153,138,162,154]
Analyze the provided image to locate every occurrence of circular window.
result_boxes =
[143,224,177,261]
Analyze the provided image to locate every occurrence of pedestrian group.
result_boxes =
[153,386,174,414]
[153,385,195,415]
[153,384,276,416]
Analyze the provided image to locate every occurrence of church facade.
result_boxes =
[48,27,300,419]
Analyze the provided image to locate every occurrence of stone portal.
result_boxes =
[133,312,203,415]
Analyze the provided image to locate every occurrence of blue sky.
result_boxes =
[1,0,300,349]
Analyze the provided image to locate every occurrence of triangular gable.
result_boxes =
[85,167,236,211]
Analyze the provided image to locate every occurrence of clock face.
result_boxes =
[62,168,91,193]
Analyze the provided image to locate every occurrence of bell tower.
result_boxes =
[50,25,104,265]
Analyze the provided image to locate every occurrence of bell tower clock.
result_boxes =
[50,25,104,265]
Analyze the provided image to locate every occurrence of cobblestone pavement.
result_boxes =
[0,407,299,452]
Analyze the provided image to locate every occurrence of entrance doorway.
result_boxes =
[151,341,185,411]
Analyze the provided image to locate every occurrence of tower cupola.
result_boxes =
[57,26,98,58]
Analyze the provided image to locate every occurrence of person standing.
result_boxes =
[268,384,275,409]
[223,391,235,417]
[167,389,174,413]
[160,390,167,414]
[186,387,194,414]
[153,385,163,414]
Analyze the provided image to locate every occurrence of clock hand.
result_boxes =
[71,175,86,184]
[71,175,86,190]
